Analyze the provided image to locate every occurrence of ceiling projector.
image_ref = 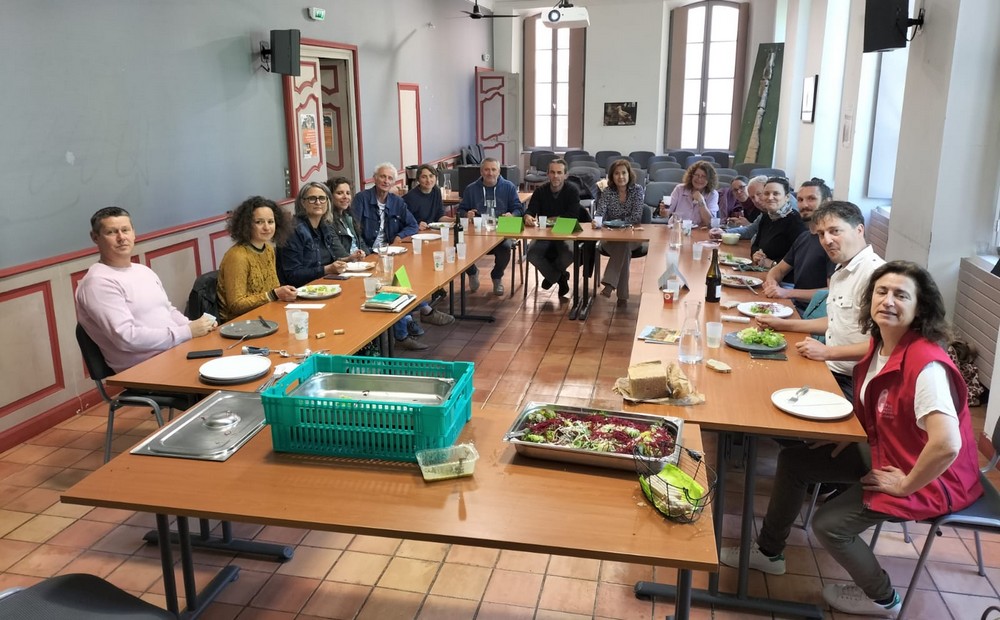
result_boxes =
[544,6,590,29]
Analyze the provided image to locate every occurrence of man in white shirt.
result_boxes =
[76,207,215,373]
[756,201,885,398]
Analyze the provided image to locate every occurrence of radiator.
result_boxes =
[868,206,890,259]
[954,257,1000,390]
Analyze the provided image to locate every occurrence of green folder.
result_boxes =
[496,216,524,234]
[552,217,582,234]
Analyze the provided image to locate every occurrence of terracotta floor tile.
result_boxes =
[347,534,401,555]
[416,594,480,619]
[0,509,37,537]
[54,549,127,578]
[300,580,370,619]
[90,523,150,554]
[0,443,58,464]
[27,429,81,448]
[253,525,308,546]
[926,560,997,596]
[599,560,654,585]
[275,545,341,579]
[325,551,391,586]
[376,556,439,593]
[396,539,450,562]
[966,537,1000,567]
[764,572,825,607]
[547,555,600,580]
[593,581,654,619]
[0,484,29,508]
[0,539,39,572]
[893,586,954,620]
[83,506,136,523]
[0,573,43,590]
[474,601,535,620]
[2,487,61,513]
[5,514,78,543]
[534,609,593,620]
[495,550,549,573]
[492,562,554,604]
[8,543,81,577]
[231,609,295,619]
[249,574,320,613]
[147,562,224,596]
[102,554,166,591]
[537,575,597,615]
[300,530,354,550]
[444,544,499,567]
[429,562,491,599]
[215,569,273,606]
[196,601,243,620]
[354,586,423,620]
[42,501,93,519]
[2,464,63,488]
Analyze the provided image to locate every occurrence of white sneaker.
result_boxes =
[719,545,786,575]
[822,584,900,618]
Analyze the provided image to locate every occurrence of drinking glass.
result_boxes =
[412,237,423,254]
[445,247,456,263]
[433,251,445,271]
[706,322,723,348]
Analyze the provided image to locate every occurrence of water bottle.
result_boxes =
[485,202,497,232]
[669,215,683,249]
[678,300,703,364]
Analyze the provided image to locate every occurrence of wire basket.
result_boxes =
[634,445,717,524]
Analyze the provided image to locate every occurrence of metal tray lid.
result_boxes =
[130,391,266,461]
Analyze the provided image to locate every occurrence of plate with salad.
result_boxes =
[295,284,341,300]
[737,301,794,318]
[719,254,752,267]
[724,327,788,352]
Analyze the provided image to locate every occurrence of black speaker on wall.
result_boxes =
[270,29,301,76]
[863,0,908,53]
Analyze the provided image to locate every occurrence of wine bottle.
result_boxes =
[454,212,464,246]
[705,248,721,303]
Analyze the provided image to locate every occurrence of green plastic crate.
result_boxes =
[261,355,474,462]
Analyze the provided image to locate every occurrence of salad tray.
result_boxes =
[503,402,684,471]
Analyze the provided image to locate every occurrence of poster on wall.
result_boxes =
[323,113,334,149]
[603,102,637,126]
[734,43,784,166]
[801,75,818,123]
[299,113,318,160]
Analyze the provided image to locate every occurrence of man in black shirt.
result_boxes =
[523,159,590,297]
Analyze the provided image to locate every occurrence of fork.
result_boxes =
[788,385,810,403]
[745,282,759,295]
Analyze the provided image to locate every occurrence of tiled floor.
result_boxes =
[2,258,999,619]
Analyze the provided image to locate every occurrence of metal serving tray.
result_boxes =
[503,402,685,471]
[130,391,266,461]
[288,372,455,406]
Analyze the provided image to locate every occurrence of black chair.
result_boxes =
[646,154,676,167]
[76,325,190,463]
[685,155,717,167]
[628,150,656,169]
[700,150,732,168]
[716,167,739,177]
[868,415,1000,618]
[0,573,174,619]
[734,161,767,176]
[648,161,682,176]
[524,150,557,190]
[184,270,219,320]
[460,144,485,165]
[594,150,622,168]
[667,149,696,164]
[564,152,596,167]
[750,167,787,179]
[651,168,686,183]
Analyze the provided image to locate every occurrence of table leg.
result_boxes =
[153,515,240,620]
[577,244,597,321]
[143,520,294,563]
[155,514,179,616]
[670,569,693,620]
[568,242,582,320]
[450,275,494,322]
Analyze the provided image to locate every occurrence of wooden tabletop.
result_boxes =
[106,233,501,394]
[62,404,717,571]
[624,230,865,442]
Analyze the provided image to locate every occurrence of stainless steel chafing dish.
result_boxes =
[287,372,455,406]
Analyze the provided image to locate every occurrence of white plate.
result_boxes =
[771,388,853,420]
[427,223,452,229]
[345,262,374,272]
[296,284,341,299]
[375,246,408,255]
[722,275,763,288]
[737,301,794,318]
[199,356,272,382]
[720,256,752,266]
[411,233,440,241]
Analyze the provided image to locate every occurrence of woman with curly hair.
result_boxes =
[276,182,350,287]
[666,160,719,226]
[217,196,297,322]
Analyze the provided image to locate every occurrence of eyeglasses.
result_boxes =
[305,196,329,205]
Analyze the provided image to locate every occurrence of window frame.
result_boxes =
[523,13,586,150]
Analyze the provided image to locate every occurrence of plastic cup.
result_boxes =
[661,289,674,305]
[706,321,723,348]
[682,219,693,235]
[456,242,467,260]
[666,248,680,268]
[380,255,394,285]
[362,277,380,299]
[593,215,603,229]
[445,247,456,263]
[433,251,445,271]
[285,308,298,333]
[710,217,721,228]
[667,278,681,298]
[473,216,483,231]
[412,237,422,254]
[692,242,704,261]
[537,215,548,228]
[291,311,309,341]
[440,227,450,243]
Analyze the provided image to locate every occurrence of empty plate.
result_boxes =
[345,262,374,272]
[199,356,273,383]
[770,388,853,420]
[219,319,278,339]
[411,233,440,241]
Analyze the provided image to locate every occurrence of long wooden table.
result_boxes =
[63,404,715,620]
[624,230,866,618]
[107,232,502,394]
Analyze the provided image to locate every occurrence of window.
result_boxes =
[668,2,748,151]
[523,14,585,150]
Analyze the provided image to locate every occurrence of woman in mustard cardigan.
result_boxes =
[217,196,297,322]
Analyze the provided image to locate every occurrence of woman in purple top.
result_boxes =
[666,161,719,226]
[595,159,645,304]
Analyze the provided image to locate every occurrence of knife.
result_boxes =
[257,315,270,328]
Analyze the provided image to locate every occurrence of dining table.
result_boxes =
[62,403,717,620]
[623,229,867,618]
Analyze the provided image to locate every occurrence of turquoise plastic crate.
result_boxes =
[261,355,474,462]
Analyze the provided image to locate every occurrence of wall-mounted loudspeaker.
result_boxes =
[863,0,908,53]
[269,29,301,76]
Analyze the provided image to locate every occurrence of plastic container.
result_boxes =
[416,443,479,481]
[261,355,474,462]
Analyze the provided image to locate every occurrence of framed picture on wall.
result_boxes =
[603,102,637,126]
[801,75,818,123]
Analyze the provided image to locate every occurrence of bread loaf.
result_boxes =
[628,361,669,400]
[665,362,694,399]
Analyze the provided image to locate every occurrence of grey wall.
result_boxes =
[0,0,490,268]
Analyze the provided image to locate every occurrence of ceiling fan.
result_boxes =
[462,0,517,19]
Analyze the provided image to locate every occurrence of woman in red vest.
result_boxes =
[721,261,983,618]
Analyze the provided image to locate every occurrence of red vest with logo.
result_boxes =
[852,332,982,521]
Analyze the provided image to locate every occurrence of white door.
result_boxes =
[284,58,327,195]
[320,59,356,183]
[476,69,518,165]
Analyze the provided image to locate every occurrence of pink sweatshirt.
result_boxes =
[75,262,191,372]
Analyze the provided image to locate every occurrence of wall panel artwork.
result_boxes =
[734,43,784,166]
